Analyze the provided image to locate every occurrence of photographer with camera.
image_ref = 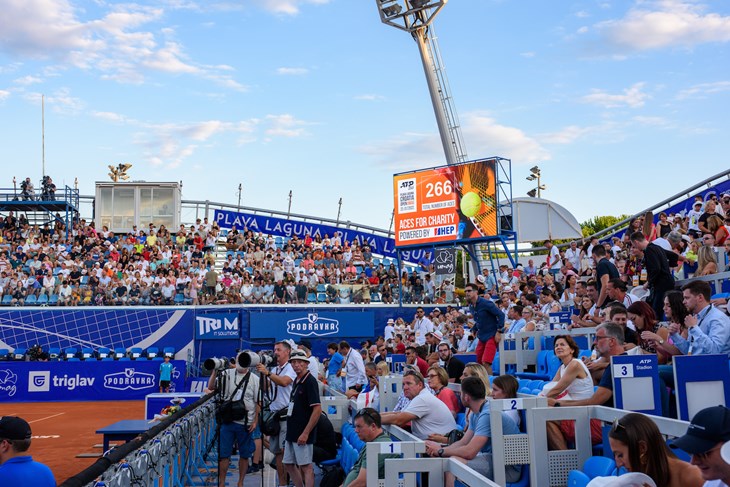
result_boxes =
[40,176,56,201]
[257,341,296,487]
[207,353,261,487]
[20,177,34,201]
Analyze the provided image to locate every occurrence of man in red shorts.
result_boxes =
[465,282,504,375]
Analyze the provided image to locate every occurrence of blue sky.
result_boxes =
[0,0,728,232]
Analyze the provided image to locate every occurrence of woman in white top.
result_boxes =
[545,335,593,401]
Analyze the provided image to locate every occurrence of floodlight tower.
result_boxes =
[375,0,467,165]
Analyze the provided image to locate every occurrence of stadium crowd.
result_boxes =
[0,192,727,307]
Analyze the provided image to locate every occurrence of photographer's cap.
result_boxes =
[0,416,32,440]
[289,350,309,363]
[671,405,730,454]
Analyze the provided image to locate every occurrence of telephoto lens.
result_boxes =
[203,357,229,371]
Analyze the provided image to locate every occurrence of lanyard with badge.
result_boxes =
[689,306,713,356]
[288,371,310,416]
[340,350,350,377]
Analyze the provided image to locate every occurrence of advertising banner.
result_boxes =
[249,311,374,341]
[195,313,241,340]
[393,159,498,248]
[0,360,185,403]
[213,210,429,264]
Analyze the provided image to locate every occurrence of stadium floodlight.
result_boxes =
[527,189,537,198]
[529,166,540,175]
[526,165,546,197]
[410,0,430,8]
[383,4,402,17]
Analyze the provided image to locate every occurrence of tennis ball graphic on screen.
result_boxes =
[460,191,483,218]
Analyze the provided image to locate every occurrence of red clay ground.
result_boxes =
[0,400,145,484]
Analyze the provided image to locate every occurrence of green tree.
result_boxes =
[580,215,631,237]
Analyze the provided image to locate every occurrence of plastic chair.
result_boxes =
[25,295,38,306]
[582,456,616,478]
[64,347,78,360]
[97,347,110,359]
[163,347,175,358]
[567,470,590,487]
[13,348,26,360]
[508,464,531,487]
[81,348,94,360]
[1,295,12,306]
[0,349,8,360]
[129,347,143,359]
[38,294,49,306]
[147,347,159,359]
[113,348,126,359]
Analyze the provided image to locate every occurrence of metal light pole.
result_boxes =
[526,166,546,198]
[287,190,293,218]
[237,183,242,212]
[375,0,466,165]
[336,197,343,226]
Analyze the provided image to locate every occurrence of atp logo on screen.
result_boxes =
[28,371,51,392]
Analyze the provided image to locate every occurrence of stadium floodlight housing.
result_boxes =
[527,189,537,198]
[383,4,402,17]
[375,0,447,34]
[529,166,540,175]
[526,174,537,181]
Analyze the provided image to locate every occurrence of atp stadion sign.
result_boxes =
[250,312,374,341]
[0,360,185,403]
[393,159,499,248]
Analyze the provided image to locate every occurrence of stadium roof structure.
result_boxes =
[502,197,582,243]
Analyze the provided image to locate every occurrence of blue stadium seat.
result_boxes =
[48,347,60,360]
[49,294,59,306]
[455,412,466,430]
[567,470,590,487]
[163,347,175,358]
[0,349,8,360]
[307,293,317,303]
[101,357,114,361]
[147,347,159,359]
[119,357,132,361]
[113,348,126,359]
[582,456,616,478]
[371,292,381,303]
[316,284,326,293]
[508,464,530,487]
[25,295,38,306]
[129,347,143,360]
[97,347,110,359]
[64,347,78,360]
[81,348,94,360]
[12,348,26,360]
[38,294,49,306]
[80,275,89,286]
[316,293,327,303]
[67,357,81,362]
[1,295,11,306]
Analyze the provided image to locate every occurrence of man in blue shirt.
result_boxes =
[465,282,504,375]
[0,416,55,487]
[424,377,520,484]
[326,342,344,392]
[668,280,730,356]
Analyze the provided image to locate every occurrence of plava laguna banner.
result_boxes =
[249,311,374,341]
[213,209,429,264]
[0,360,185,403]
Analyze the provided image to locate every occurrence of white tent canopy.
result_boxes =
[501,197,583,243]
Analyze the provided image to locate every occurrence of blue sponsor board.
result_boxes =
[195,313,241,340]
[213,209,430,264]
[0,360,185,403]
[548,311,572,330]
[249,311,374,341]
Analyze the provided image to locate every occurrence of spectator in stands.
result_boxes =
[325,342,344,393]
[465,282,505,375]
[546,322,627,450]
[608,412,703,487]
[643,290,690,362]
[606,278,636,308]
[381,369,456,440]
[405,346,429,376]
[424,376,521,485]
[411,307,434,345]
[542,335,593,401]
[627,301,669,360]
[671,405,730,486]
[426,365,459,417]
[338,341,367,394]
[668,280,730,357]
[437,341,465,383]
[343,408,398,487]
[593,244,620,309]
[697,246,718,276]
[491,374,520,426]
[631,231,675,321]
[0,416,55,486]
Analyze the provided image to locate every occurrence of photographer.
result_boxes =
[257,340,296,487]
[41,176,56,201]
[20,177,34,201]
[207,354,261,487]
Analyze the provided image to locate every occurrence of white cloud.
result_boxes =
[595,1,730,51]
[360,114,549,170]
[255,0,332,15]
[13,75,43,85]
[92,111,133,123]
[0,90,10,101]
[539,125,596,144]
[276,67,309,76]
[264,114,310,137]
[631,115,672,127]
[581,82,649,108]
[23,88,84,114]
[519,52,536,58]
[354,94,385,101]
[0,1,245,90]
[676,80,730,99]
[577,26,589,34]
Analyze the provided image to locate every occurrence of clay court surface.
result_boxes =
[0,400,146,484]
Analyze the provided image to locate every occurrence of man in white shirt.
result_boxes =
[380,369,456,440]
[545,240,562,276]
[384,319,395,341]
[564,241,581,270]
[338,341,367,393]
[412,307,434,345]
